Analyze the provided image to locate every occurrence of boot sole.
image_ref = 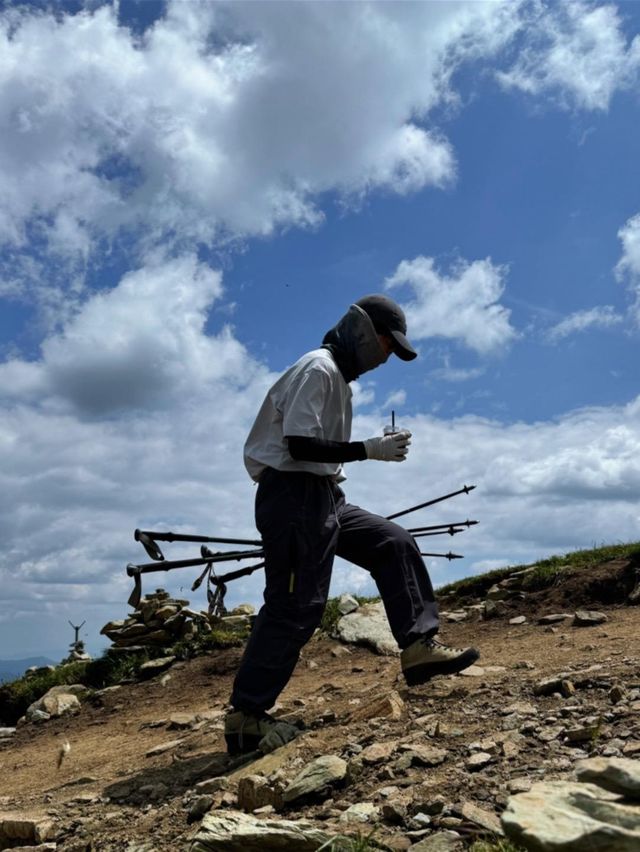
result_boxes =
[403,648,480,686]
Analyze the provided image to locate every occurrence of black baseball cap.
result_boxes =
[356,294,417,361]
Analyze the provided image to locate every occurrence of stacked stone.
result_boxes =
[100,588,213,649]
[61,640,92,664]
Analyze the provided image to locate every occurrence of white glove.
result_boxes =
[363,430,412,462]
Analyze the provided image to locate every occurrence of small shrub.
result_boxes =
[320,598,344,634]
[171,622,251,659]
[81,648,154,689]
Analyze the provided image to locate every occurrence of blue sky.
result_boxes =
[1,0,639,659]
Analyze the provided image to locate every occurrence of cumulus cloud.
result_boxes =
[430,364,486,383]
[0,254,261,415]
[0,255,278,654]
[497,0,640,111]
[546,305,624,342]
[385,256,517,354]
[382,390,407,411]
[0,0,525,303]
[616,212,640,322]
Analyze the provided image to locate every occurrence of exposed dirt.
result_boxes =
[1,561,639,852]
[448,555,640,615]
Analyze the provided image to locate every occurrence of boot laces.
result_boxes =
[425,637,464,654]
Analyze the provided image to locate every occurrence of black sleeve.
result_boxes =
[286,435,367,463]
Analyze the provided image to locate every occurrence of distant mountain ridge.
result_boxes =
[0,656,57,683]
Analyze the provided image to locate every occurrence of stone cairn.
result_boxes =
[100,588,254,650]
[61,638,92,664]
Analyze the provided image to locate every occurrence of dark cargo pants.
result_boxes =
[230,467,439,713]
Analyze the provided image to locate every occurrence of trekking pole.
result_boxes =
[412,528,466,538]
[194,550,267,618]
[386,485,475,521]
[126,548,264,608]
[407,520,478,534]
[420,551,463,561]
[135,528,263,561]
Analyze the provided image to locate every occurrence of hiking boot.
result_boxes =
[224,709,302,756]
[401,636,480,686]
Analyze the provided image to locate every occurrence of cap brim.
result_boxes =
[390,329,417,361]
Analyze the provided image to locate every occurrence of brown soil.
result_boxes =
[1,566,639,851]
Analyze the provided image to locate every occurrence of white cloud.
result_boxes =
[497,0,640,111]
[430,365,486,383]
[385,256,517,354]
[616,212,640,322]
[347,396,640,565]
[382,390,407,411]
[0,256,278,654]
[546,305,624,342]
[0,254,261,415]
[0,0,524,301]
[351,382,376,409]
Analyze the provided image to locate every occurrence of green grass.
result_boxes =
[317,829,388,851]
[438,541,640,602]
[171,621,252,659]
[469,840,526,852]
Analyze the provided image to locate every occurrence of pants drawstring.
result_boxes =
[327,480,341,529]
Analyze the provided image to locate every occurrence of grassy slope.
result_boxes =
[437,541,640,602]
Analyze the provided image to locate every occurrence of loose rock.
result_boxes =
[187,795,215,823]
[350,690,405,722]
[537,613,571,625]
[339,801,379,823]
[466,752,493,771]
[574,610,608,627]
[408,832,464,851]
[189,811,332,851]
[459,801,502,835]
[0,816,56,848]
[576,757,640,799]
[282,755,347,803]
[337,594,359,615]
[237,774,283,812]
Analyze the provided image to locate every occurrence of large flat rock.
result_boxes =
[502,780,640,851]
[336,601,398,656]
[189,810,332,851]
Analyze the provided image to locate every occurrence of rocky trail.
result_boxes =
[1,552,640,851]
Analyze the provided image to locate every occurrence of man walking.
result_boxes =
[225,295,479,755]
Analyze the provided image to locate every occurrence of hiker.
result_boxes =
[225,295,479,755]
